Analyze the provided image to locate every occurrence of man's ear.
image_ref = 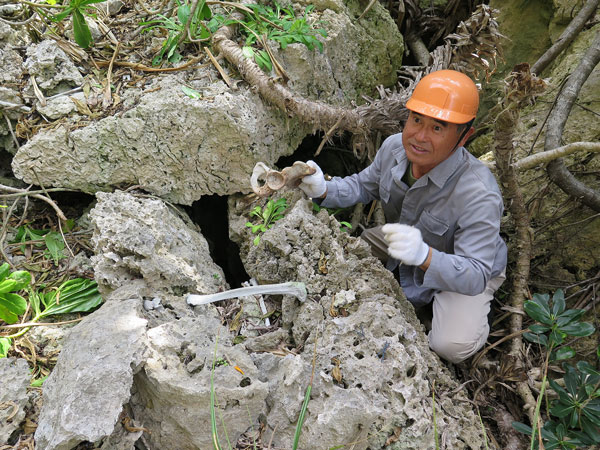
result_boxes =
[458,127,475,147]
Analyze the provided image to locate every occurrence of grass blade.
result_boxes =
[292,384,312,450]
[211,335,222,450]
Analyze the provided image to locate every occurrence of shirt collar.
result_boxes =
[395,137,465,188]
[425,146,465,188]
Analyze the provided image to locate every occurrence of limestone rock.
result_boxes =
[131,314,269,449]
[0,358,30,444]
[273,0,403,105]
[23,40,83,96]
[12,75,310,204]
[230,198,487,449]
[34,295,148,450]
[89,190,228,295]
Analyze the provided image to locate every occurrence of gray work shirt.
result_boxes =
[320,133,507,307]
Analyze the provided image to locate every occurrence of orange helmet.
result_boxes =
[405,70,479,124]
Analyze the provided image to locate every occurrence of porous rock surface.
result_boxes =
[229,195,487,449]
[34,294,148,450]
[0,358,30,444]
[89,190,228,295]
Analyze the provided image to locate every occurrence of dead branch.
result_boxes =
[545,31,600,212]
[492,64,545,425]
[531,0,599,76]
[0,184,67,221]
[515,141,600,170]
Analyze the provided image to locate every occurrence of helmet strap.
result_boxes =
[453,119,475,151]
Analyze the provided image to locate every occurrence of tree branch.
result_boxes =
[531,0,599,75]
[545,31,600,212]
[515,141,600,170]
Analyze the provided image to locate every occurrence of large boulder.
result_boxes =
[34,293,148,450]
[229,196,488,449]
[89,190,228,295]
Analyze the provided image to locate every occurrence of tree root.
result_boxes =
[545,31,600,212]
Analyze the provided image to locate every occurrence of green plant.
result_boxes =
[1,277,103,358]
[12,225,68,265]
[312,203,352,232]
[0,263,31,325]
[512,289,598,449]
[236,3,327,72]
[245,198,288,245]
[49,0,107,48]
[140,0,216,65]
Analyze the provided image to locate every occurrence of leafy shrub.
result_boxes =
[245,197,287,245]
[513,289,598,449]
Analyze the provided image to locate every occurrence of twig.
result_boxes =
[103,42,120,109]
[0,100,31,113]
[531,0,599,75]
[0,184,67,221]
[95,55,207,72]
[0,195,22,269]
[314,117,342,157]
[204,47,233,88]
[0,317,83,329]
[2,112,20,149]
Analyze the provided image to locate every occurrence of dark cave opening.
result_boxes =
[186,194,249,289]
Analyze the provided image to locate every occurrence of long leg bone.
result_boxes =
[186,281,307,306]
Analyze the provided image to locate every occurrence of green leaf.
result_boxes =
[72,9,93,48]
[253,235,260,246]
[550,402,576,418]
[524,300,553,325]
[529,323,551,334]
[0,263,10,283]
[560,322,595,337]
[581,416,600,442]
[551,289,566,315]
[549,328,565,346]
[31,375,48,387]
[531,292,551,313]
[181,86,202,99]
[53,7,74,22]
[177,3,191,25]
[512,421,533,435]
[79,0,108,6]
[29,289,42,318]
[556,309,585,326]
[0,270,31,293]
[0,337,11,358]
[524,331,548,346]
[44,231,65,264]
[40,279,102,317]
[242,46,255,59]
[552,347,575,361]
[0,293,27,324]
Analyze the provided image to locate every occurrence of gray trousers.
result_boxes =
[361,226,505,364]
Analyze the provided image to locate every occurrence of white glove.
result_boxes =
[298,160,326,198]
[382,223,430,266]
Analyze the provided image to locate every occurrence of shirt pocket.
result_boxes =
[418,210,449,251]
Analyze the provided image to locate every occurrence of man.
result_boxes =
[298,69,507,364]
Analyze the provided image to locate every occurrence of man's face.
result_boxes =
[402,111,469,177]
